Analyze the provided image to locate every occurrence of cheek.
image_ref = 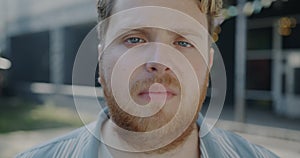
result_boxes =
[184,53,209,83]
[100,45,133,89]
[100,62,114,89]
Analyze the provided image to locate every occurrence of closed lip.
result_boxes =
[138,91,176,96]
[138,87,177,98]
[139,86,177,95]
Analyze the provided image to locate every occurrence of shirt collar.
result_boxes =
[84,108,214,157]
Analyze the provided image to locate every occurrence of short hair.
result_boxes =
[96,0,223,45]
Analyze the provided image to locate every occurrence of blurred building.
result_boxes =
[0,0,299,119]
[216,0,300,119]
[240,0,300,118]
[0,0,97,96]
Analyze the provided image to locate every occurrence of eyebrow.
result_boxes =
[114,27,204,39]
[113,27,146,38]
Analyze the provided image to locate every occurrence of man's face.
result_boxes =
[99,0,211,132]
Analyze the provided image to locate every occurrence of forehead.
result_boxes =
[104,0,209,42]
[111,0,207,27]
[102,0,211,63]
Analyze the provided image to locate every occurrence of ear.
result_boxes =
[98,44,103,85]
[206,48,214,88]
[98,44,103,61]
[209,47,214,70]
[98,77,102,85]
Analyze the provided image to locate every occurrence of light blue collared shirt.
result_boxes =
[16,109,279,158]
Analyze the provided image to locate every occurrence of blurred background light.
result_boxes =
[243,2,254,16]
[278,17,297,36]
[288,53,300,67]
[0,57,11,70]
[228,5,238,17]
[221,9,230,19]
[261,0,273,8]
[253,0,263,13]
[278,27,291,36]
[279,17,291,28]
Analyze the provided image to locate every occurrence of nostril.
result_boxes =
[146,63,170,73]
[150,67,157,71]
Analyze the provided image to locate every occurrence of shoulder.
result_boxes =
[207,128,279,158]
[15,126,92,158]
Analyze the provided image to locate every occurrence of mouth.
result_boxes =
[137,88,177,102]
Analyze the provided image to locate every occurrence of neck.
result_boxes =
[101,120,200,158]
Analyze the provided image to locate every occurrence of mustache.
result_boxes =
[130,74,180,94]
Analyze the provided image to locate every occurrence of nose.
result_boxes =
[144,43,171,74]
[146,62,170,74]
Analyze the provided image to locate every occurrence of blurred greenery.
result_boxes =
[0,98,83,133]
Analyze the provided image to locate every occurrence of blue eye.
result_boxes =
[125,37,146,44]
[174,41,194,48]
